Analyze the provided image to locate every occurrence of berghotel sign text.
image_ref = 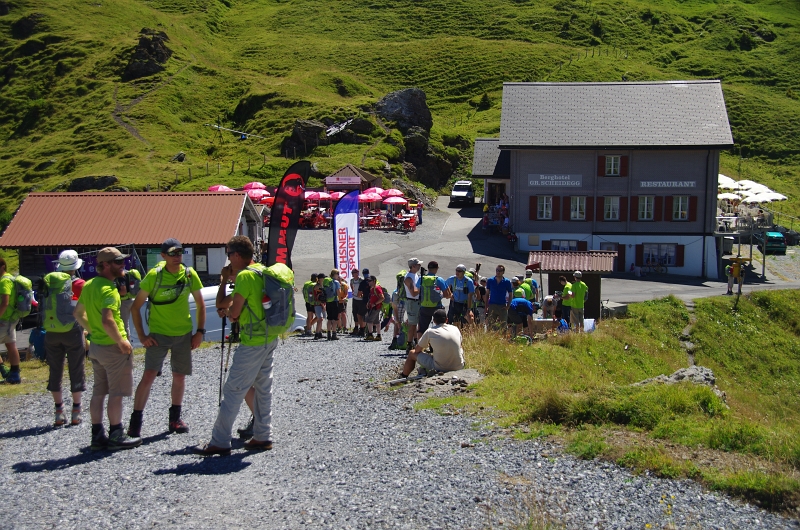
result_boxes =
[528,174,582,187]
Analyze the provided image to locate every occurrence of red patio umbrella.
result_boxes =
[260,196,275,205]
[358,192,383,202]
[305,191,332,200]
[243,182,266,190]
[329,191,346,200]
[364,187,384,195]
[246,189,270,201]
[383,196,408,204]
[381,188,404,198]
[208,184,234,192]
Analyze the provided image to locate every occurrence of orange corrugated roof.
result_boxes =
[526,251,617,273]
[0,192,252,247]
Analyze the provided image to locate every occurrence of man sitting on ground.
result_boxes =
[399,309,465,378]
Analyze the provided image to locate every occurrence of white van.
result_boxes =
[449,180,475,206]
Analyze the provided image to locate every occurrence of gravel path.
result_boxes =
[2,333,798,529]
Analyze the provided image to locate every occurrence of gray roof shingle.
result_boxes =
[471,139,510,178]
[499,81,734,149]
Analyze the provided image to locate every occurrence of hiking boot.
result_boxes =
[54,408,67,427]
[356,328,365,337]
[90,431,109,451]
[313,332,323,340]
[194,443,231,456]
[5,370,21,384]
[374,334,382,342]
[388,338,396,350]
[126,424,142,438]
[364,332,374,341]
[243,438,273,451]
[329,333,339,341]
[349,328,359,336]
[169,419,189,434]
[0,364,8,379]
[237,415,254,439]
[107,428,142,451]
[71,406,82,426]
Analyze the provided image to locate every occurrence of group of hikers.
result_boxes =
[0,241,588,455]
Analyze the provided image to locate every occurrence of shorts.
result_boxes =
[351,298,362,318]
[416,353,464,374]
[314,305,327,319]
[338,300,347,312]
[405,298,421,326]
[394,300,406,325]
[0,319,17,344]
[305,302,315,313]
[354,298,367,318]
[326,300,340,321]
[144,332,193,375]
[366,308,381,324]
[89,342,134,397]
[570,307,585,325]
[486,304,508,328]
[507,310,529,327]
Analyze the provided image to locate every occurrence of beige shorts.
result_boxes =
[89,342,134,397]
[144,332,192,375]
[405,299,421,325]
[0,319,17,344]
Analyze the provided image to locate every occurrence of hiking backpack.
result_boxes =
[125,270,141,296]
[42,272,76,332]
[395,269,407,301]
[322,277,337,302]
[8,275,34,319]
[243,263,295,340]
[145,265,194,324]
[420,275,443,308]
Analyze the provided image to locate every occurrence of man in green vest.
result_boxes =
[43,250,87,427]
[523,269,539,303]
[73,247,141,450]
[417,261,452,338]
[558,275,572,329]
[0,258,22,384]
[302,273,318,336]
[565,270,588,332]
[128,238,205,437]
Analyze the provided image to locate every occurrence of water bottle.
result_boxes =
[262,295,272,310]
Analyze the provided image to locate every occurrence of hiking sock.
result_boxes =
[92,424,104,436]
[73,402,81,409]
[168,405,181,423]
[55,402,63,410]
[110,423,124,434]
[10,364,20,373]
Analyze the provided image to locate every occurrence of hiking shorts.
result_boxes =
[326,301,339,321]
[366,308,381,325]
[0,319,17,344]
[305,302,315,313]
[144,332,192,375]
[405,299,421,325]
[314,305,326,319]
[89,342,134,397]
[354,298,367,318]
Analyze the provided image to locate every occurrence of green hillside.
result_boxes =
[1,0,799,216]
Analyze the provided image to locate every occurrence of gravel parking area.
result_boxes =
[2,332,797,529]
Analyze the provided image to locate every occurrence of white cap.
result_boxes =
[56,250,83,272]
[574,270,582,278]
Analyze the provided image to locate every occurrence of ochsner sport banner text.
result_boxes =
[332,189,360,293]
[267,161,309,269]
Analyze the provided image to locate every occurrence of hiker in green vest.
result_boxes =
[323,270,341,341]
[73,247,141,450]
[565,270,588,332]
[417,261,452,337]
[117,266,141,341]
[523,269,539,302]
[43,250,87,427]
[302,273,318,336]
[128,239,205,437]
[0,258,22,384]
[558,275,572,329]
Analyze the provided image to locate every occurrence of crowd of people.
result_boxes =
[0,240,589,455]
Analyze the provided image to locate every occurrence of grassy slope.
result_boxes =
[0,0,800,216]
[431,292,800,512]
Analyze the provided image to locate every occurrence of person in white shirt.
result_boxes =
[399,309,465,378]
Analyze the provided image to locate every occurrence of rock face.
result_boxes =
[376,88,433,133]
[122,28,172,81]
[67,176,119,192]
[633,365,727,403]
[280,119,326,158]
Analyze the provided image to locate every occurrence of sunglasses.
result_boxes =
[227,251,236,257]
[166,250,182,257]
[110,258,125,264]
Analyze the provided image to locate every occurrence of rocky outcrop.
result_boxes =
[122,28,172,81]
[376,88,433,133]
[280,119,326,157]
[633,365,727,403]
[67,176,119,192]
[11,13,44,39]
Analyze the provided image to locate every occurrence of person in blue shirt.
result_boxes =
[483,264,513,331]
[445,264,474,327]
[508,296,534,339]
[417,261,451,337]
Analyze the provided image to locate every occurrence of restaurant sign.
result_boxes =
[640,181,696,188]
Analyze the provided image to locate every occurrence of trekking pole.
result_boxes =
[218,315,227,406]
[224,322,238,374]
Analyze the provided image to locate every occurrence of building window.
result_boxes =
[638,196,654,221]
[604,196,620,221]
[551,240,578,251]
[643,243,676,266]
[537,196,552,220]
[605,155,621,176]
[673,196,689,221]
[570,196,586,220]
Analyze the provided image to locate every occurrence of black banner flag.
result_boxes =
[266,161,309,268]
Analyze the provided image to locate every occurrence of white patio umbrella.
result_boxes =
[742,193,778,204]
[764,192,787,201]
[718,174,738,189]
[717,193,741,200]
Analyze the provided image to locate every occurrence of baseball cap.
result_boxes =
[161,238,183,254]
[56,250,83,272]
[408,258,422,267]
[97,247,128,263]
[525,269,533,276]
[351,267,359,273]
[455,264,466,272]
[574,270,582,278]
[362,268,370,275]
[428,261,439,269]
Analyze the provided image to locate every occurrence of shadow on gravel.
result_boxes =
[377,353,407,358]
[0,426,49,439]
[140,432,170,446]
[465,223,524,264]
[153,452,251,476]
[12,448,112,473]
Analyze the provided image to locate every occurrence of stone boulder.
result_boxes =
[348,117,375,135]
[67,176,119,192]
[633,365,727,403]
[122,28,172,81]
[376,88,433,133]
